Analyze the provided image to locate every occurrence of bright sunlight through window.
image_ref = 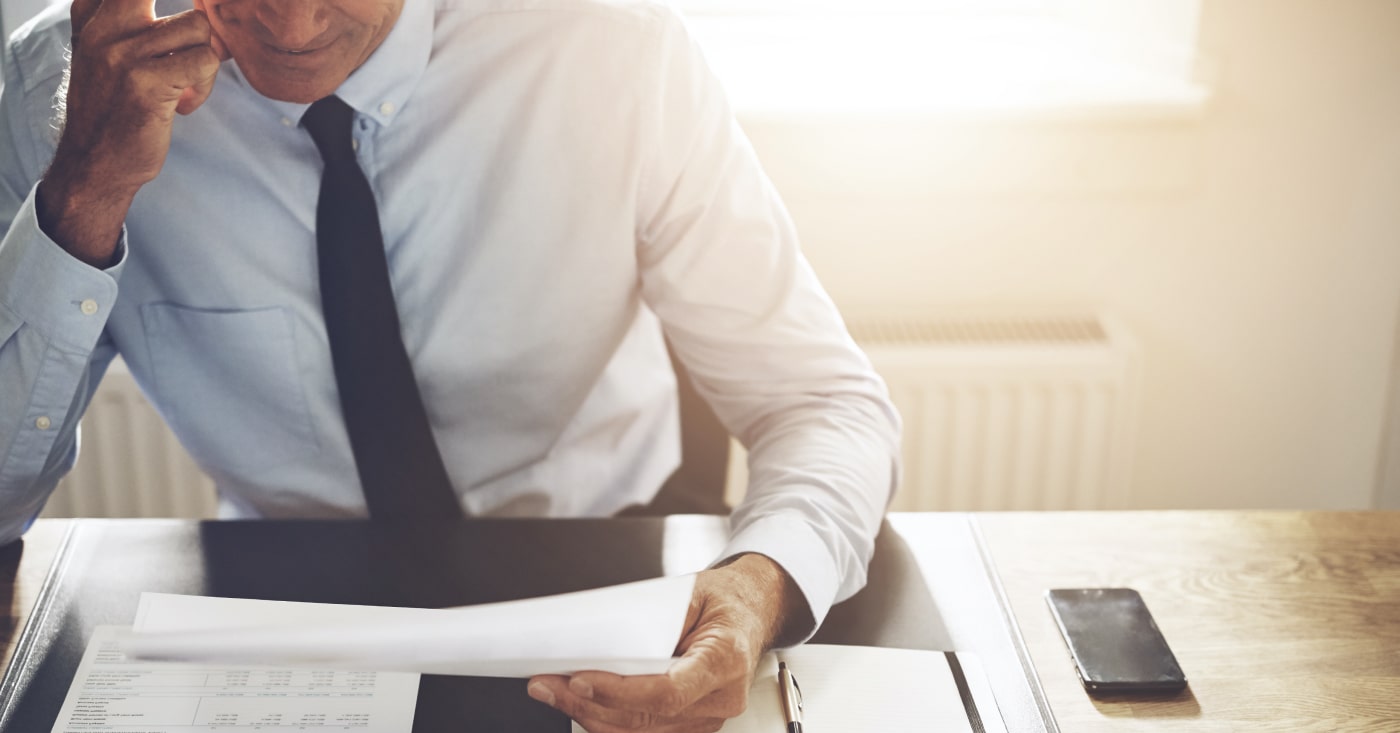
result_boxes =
[674,0,1207,118]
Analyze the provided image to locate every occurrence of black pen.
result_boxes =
[778,661,803,733]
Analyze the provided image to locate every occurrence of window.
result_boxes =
[673,0,1207,117]
[2,1,1205,118]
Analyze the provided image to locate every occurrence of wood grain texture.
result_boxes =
[978,511,1400,732]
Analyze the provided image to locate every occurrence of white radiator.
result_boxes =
[852,314,1140,511]
[42,358,217,519]
[46,314,1138,517]
[723,313,1141,511]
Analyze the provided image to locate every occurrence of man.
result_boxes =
[0,0,900,730]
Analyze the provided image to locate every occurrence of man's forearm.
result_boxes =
[34,0,223,270]
[36,164,136,268]
[724,394,900,635]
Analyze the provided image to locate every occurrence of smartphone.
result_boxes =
[1045,588,1187,694]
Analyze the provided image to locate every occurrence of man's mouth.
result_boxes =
[264,42,330,57]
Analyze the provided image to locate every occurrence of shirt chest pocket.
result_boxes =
[141,303,320,476]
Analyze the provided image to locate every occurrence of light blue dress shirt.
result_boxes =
[0,0,900,627]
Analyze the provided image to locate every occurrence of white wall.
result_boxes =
[741,0,1400,509]
[1377,308,1400,509]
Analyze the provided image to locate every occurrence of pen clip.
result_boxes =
[790,671,803,713]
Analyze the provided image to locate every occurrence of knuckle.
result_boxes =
[717,687,748,718]
[621,710,656,729]
[553,698,585,721]
[657,687,690,717]
[101,46,126,71]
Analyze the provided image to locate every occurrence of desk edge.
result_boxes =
[969,515,1060,733]
[0,521,80,730]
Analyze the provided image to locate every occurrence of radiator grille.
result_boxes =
[48,314,1138,517]
[42,360,217,519]
[854,313,1138,511]
[846,316,1108,346]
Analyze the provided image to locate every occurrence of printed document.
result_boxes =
[51,626,418,733]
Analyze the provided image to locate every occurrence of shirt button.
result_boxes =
[80,299,98,315]
[35,416,51,430]
[351,139,360,152]
[379,102,395,116]
[281,117,294,127]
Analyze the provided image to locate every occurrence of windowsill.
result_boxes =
[686,15,1211,124]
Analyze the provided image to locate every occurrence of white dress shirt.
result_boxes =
[0,0,900,627]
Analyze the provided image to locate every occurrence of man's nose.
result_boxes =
[255,2,330,49]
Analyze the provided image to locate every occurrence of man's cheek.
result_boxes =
[190,0,233,61]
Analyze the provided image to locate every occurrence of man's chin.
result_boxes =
[238,63,346,104]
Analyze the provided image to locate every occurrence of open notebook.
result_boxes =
[721,644,1006,733]
[568,644,1006,733]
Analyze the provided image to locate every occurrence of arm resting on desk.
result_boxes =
[631,5,899,639]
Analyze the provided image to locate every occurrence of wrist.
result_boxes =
[718,553,811,650]
[36,162,138,268]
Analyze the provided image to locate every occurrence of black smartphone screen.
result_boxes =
[1045,588,1187,694]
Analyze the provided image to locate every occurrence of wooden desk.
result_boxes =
[2,513,1397,731]
[979,511,1400,732]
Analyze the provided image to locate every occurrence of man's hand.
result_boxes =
[528,554,809,733]
[36,0,223,266]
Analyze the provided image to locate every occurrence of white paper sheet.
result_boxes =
[122,574,696,678]
[721,644,1007,733]
[52,626,419,733]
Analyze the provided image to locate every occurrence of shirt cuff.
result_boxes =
[716,512,841,643]
[0,183,126,352]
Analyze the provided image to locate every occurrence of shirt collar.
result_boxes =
[249,1,434,129]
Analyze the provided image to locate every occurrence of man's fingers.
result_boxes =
[567,671,702,718]
[174,53,219,115]
[530,677,675,730]
[123,10,212,60]
[188,0,230,61]
[83,0,160,41]
[529,678,726,733]
[566,643,743,718]
[137,44,220,107]
[572,715,725,733]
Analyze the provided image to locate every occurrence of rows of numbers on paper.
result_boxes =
[53,629,419,733]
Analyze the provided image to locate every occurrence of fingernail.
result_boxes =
[527,681,555,706]
[569,677,593,700]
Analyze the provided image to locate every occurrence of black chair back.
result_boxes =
[622,341,732,516]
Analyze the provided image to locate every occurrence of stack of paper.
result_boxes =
[124,574,697,677]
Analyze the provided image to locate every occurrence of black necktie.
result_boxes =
[301,96,462,520]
